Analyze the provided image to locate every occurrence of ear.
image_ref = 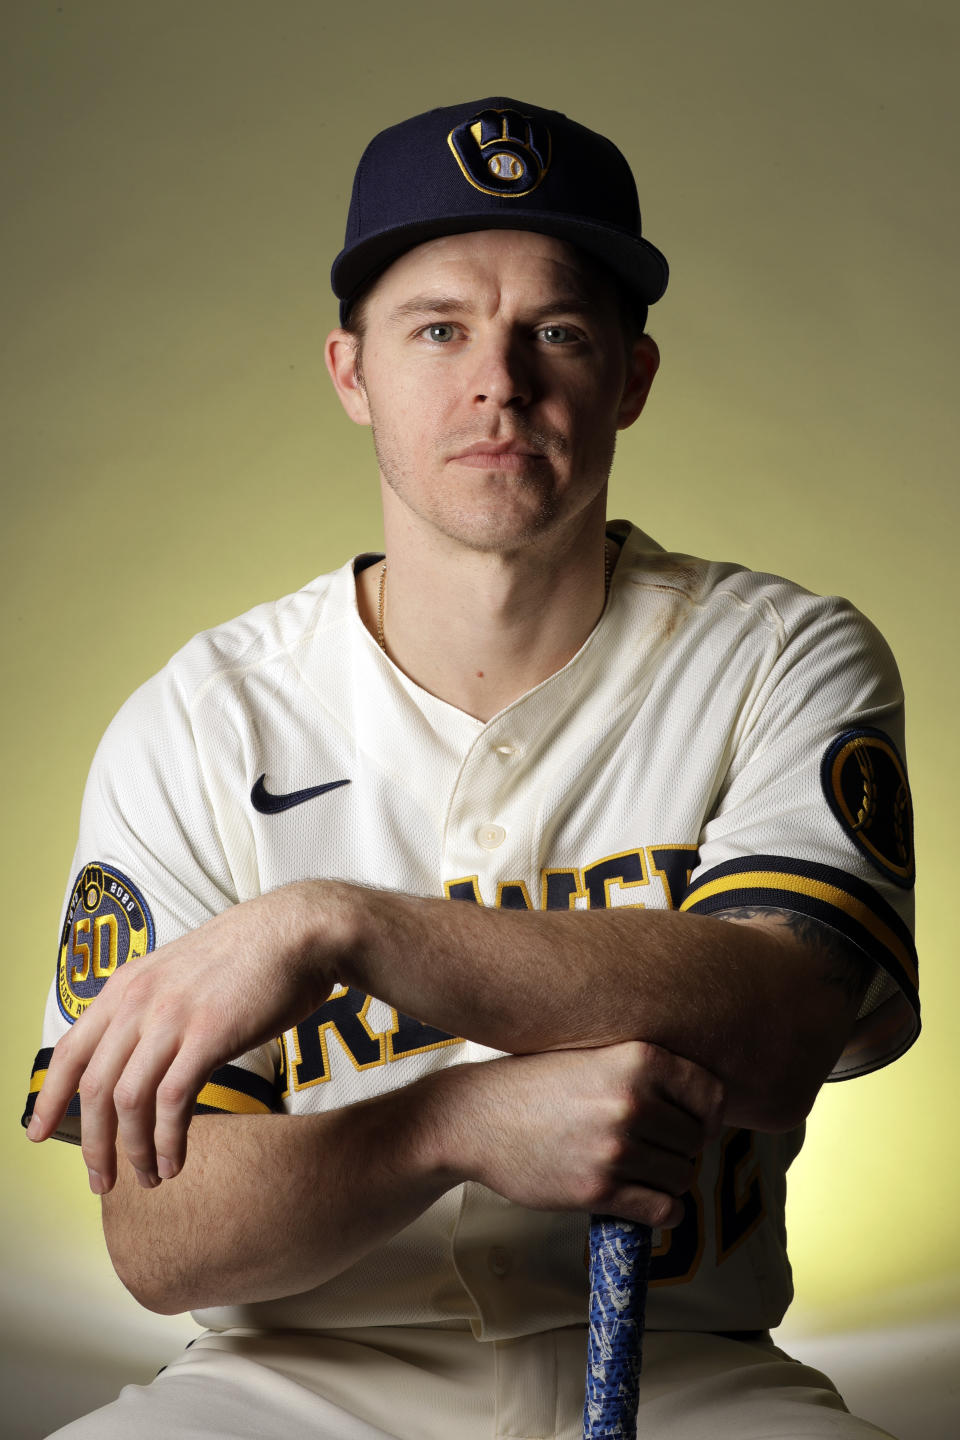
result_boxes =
[616,334,660,430]
[324,328,371,426]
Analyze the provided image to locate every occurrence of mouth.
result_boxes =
[448,441,547,472]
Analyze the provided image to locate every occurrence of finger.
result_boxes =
[646,1049,725,1136]
[113,1030,188,1188]
[152,1043,218,1180]
[27,997,118,1143]
[78,1067,122,1195]
[616,1141,696,1199]
[604,1183,685,1231]
[629,1094,708,1160]
[76,1010,157,1193]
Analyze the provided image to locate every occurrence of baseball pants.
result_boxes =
[47,1323,897,1439]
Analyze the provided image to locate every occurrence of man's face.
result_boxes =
[327,229,658,555]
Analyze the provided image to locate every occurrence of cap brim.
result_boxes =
[331,212,668,318]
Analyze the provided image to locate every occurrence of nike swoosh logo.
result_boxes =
[250,774,351,815]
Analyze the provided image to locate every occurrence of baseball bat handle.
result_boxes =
[582,1214,652,1440]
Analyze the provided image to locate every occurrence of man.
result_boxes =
[25,98,917,1439]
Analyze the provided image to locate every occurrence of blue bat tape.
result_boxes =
[583,1215,652,1440]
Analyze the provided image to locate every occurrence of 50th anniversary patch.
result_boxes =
[56,863,155,1022]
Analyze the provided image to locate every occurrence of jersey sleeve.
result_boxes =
[22,663,284,1144]
[678,590,918,1079]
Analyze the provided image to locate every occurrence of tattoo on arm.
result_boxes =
[713,906,872,1004]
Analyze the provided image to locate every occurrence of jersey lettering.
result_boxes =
[647,845,699,910]
[285,986,386,1091]
[283,988,464,1093]
[388,1011,463,1061]
[496,881,534,910]
[648,1132,766,1287]
[542,869,586,910]
[715,1128,765,1261]
[446,844,698,913]
[446,877,483,904]
[583,849,648,908]
[650,1157,706,1285]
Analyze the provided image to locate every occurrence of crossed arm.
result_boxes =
[29,881,871,1313]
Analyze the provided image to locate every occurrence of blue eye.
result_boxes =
[540,325,572,344]
[425,323,456,343]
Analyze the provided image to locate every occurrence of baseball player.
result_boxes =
[26,99,917,1440]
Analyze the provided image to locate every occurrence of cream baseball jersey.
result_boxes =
[24,521,918,1338]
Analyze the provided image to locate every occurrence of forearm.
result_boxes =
[331,885,865,1130]
[30,882,865,1191]
[343,887,743,1053]
[103,1072,457,1313]
[103,1037,723,1312]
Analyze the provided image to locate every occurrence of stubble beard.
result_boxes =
[369,411,615,556]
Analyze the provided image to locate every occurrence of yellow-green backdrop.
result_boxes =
[3,1,956,1433]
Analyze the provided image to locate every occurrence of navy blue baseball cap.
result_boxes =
[331,98,668,324]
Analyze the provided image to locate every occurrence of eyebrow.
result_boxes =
[386,292,602,325]
[387,295,471,323]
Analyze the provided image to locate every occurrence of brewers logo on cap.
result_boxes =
[821,728,915,887]
[448,107,551,198]
[56,862,155,1022]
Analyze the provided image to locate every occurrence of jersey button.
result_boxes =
[476,823,506,849]
[494,743,517,758]
[487,1246,513,1278]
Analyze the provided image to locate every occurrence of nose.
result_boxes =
[469,330,533,409]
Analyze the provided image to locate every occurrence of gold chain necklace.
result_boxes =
[376,560,388,652]
[376,541,615,654]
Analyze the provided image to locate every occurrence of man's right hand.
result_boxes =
[27,884,343,1193]
[431,1040,724,1230]
[29,873,727,1214]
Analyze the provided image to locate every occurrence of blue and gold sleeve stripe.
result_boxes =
[22,1048,281,1141]
[193,1063,278,1116]
[22,1049,82,1139]
[679,855,919,1020]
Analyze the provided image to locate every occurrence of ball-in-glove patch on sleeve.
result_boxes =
[820,728,915,888]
